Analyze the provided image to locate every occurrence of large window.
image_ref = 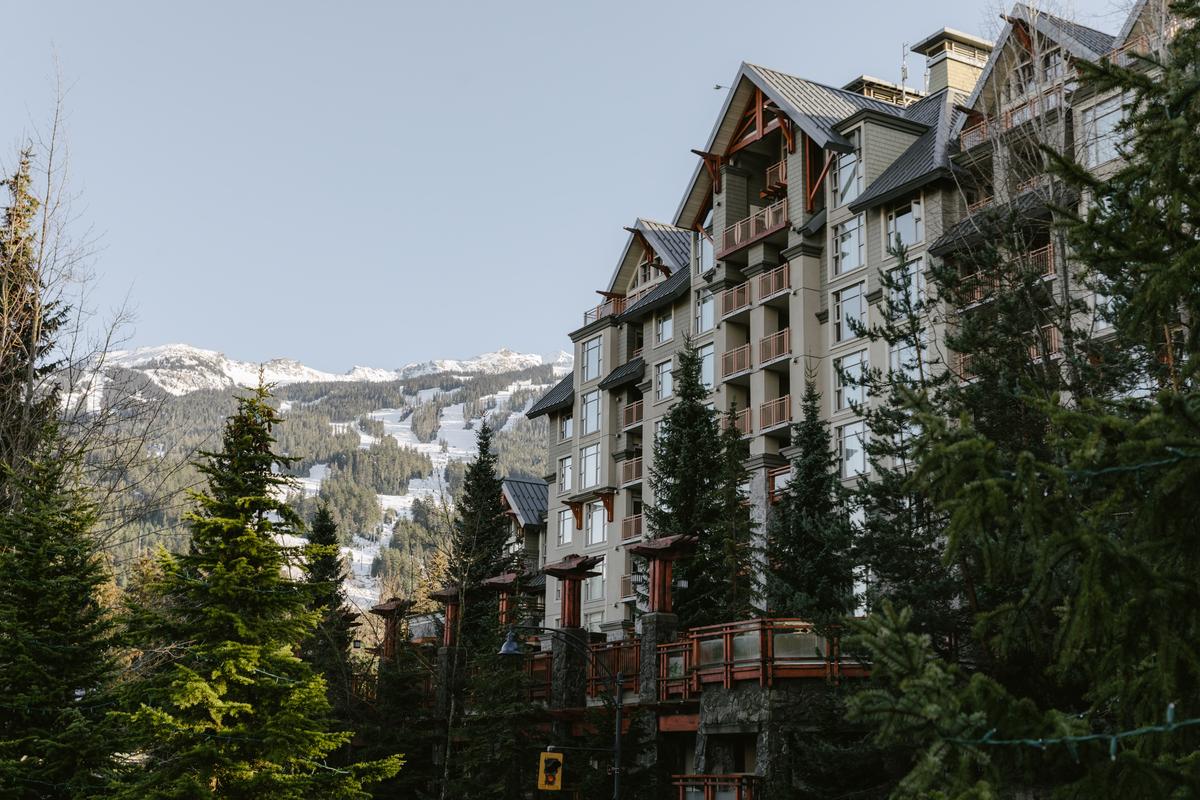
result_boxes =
[581,390,600,435]
[834,350,867,411]
[838,420,867,478]
[886,199,923,251]
[558,414,573,441]
[585,502,606,547]
[698,343,715,390]
[695,289,715,333]
[584,557,606,600]
[584,611,604,632]
[833,214,864,275]
[557,456,573,493]
[1081,94,1127,167]
[889,332,927,383]
[832,131,862,206]
[557,508,573,546]
[833,282,866,342]
[580,444,600,488]
[655,360,674,401]
[694,230,714,275]
[655,310,674,344]
[887,259,925,316]
[581,336,602,382]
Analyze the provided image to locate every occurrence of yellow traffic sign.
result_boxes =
[537,751,564,791]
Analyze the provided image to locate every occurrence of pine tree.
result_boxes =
[301,504,356,729]
[0,447,116,799]
[763,382,855,625]
[113,385,401,798]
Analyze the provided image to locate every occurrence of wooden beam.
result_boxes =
[808,151,834,212]
[599,491,614,523]
[691,149,723,194]
[773,110,795,153]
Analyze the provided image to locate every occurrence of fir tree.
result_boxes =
[0,447,116,799]
[763,382,855,625]
[301,504,356,729]
[113,385,401,798]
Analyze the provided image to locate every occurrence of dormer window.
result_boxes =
[886,199,924,251]
[1041,49,1065,82]
[832,130,863,206]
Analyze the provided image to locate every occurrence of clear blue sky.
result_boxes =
[1,0,1126,372]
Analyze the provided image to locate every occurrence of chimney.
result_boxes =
[910,28,994,95]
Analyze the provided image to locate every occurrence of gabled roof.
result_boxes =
[501,477,548,528]
[619,264,692,321]
[957,4,1115,134]
[598,357,645,391]
[606,218,693,295]
[849,88,967,212]
[526,372,574,419]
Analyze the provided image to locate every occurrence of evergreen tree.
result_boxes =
[0,447,116,799]
[113,385,401,798]
[301,504,356,728]
[763,382,855,625]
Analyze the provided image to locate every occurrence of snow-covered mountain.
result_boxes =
[107,343,571,396]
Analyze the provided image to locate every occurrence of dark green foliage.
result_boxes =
[313,467,384,543]
[764,382,855,625]
[301,505,356,724]
[0,449,116,799]
[358,643,440,799]
[113,386,401,797]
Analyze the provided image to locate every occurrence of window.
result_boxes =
[581,444,600,488]
[886,200,923,251]
[832,215,864,275]
[584,611,604,632]
[557,508,573,546]
[653,418,667,443]
[832,130,862,206]
[889,331,927,383]
[558,414,573,441]
[585,502,606,547]
[655,310,674,344]
[581,390,600,435]
[838,420,867,478]
[1041,49,1065,83]
[698,344,715,390]
[557,456,573,493]
[581,336,602,382]
[833,282,866,342]
[834,350,867,411]
[1081,94,1127,167]
[695,230,714,275]
[887,259,925,316]
[695,289,715,333]
[655,360,674,401]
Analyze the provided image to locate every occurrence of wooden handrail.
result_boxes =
[721,281,753,316]
[759,328,790,363]
[757,263,790,300]
[621,514,643,540]
[721,344,752,378]
[623,400,644,429]
[759,395,791,429]
[621,457,643,485]
[720,197,788,253]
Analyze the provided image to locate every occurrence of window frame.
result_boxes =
[885,198,924,253]
[837,419,868,478]
[695,288,715,333]
[557,508,573,546]
[832,213,865,276]
[558,414,573,441]
[580,443,600,488]
[833,281,867,343]
[581,336,603,382]
[655,310,674,345]
[580,389,601,435]
[585,503,606,548]
[655,359,674,401]
[834,349,868,412]
[557,455,573,494]
[698,343,715,390]
[831,130,863,207]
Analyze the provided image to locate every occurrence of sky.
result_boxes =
[1,0,1130,372]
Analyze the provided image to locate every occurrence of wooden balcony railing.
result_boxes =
[1105,34,1150,66]
[759,395,791,430]
[673,774,763,800]
[967,195,993,214]
[621,457,643,485]
[583,296,625,326]
[1029,324,1063,361]
[767,466,791,504]
[588,638,641,697]
[722,344,752,378]
[732,407,752,436]
[621,513,643,540]
[957,351,977,379]
[959,88,1065,150]
[721,281,752,317]
[526,651,552,702]
[619,575,634,599]
[758,263,789,300]
[1026,243,1055,277]
[960,118,991,149]
[657,618,865,701]
[623,400,644,429]
[759,328,790,364]
[631,346,643,359]
[765,159,786,191]
[720,197,788,254]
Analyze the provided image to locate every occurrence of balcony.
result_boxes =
[658,618,865,701]
[757,263,789,302]
[967,195,993,214]
[621,456,643,485]
[721,281,752,318]
[759,329,790,365]
[720,407,752,437]
[959,88,1065,150]
[621,513,643,540]
[1026,243,1055,277]
[1029,324,1062,361]
[673,774,763,800]
[721,344,752,380]
[767,466,791,504]
[759,395,791,431]
[619,574,634,599]
[959,118,992,150]
[719,197,788,256]
[588,638,641,696]
[764,159,787,194]
[623,400,644,429]
[583,296,625,326]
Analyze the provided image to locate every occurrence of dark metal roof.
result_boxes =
[798,207,827,237]
[929,183,1076,256]
[598,357,645,391]
[637,219,693,273]
[849,88,965,213]
[619,266,691,320]
[526,373,574,419]
[1043,11,1116,55]
[501,477,549,528]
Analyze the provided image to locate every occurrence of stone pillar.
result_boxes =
[551,626,588,710]
[637,611,679,705]
[435,644,459,719]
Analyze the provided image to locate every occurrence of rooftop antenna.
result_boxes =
[900,42,910,104]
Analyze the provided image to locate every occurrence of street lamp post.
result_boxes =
[499,626,624,800]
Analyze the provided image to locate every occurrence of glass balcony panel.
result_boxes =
[774,631,826,662]
[732,631,761,663]
[698,637,725,666]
